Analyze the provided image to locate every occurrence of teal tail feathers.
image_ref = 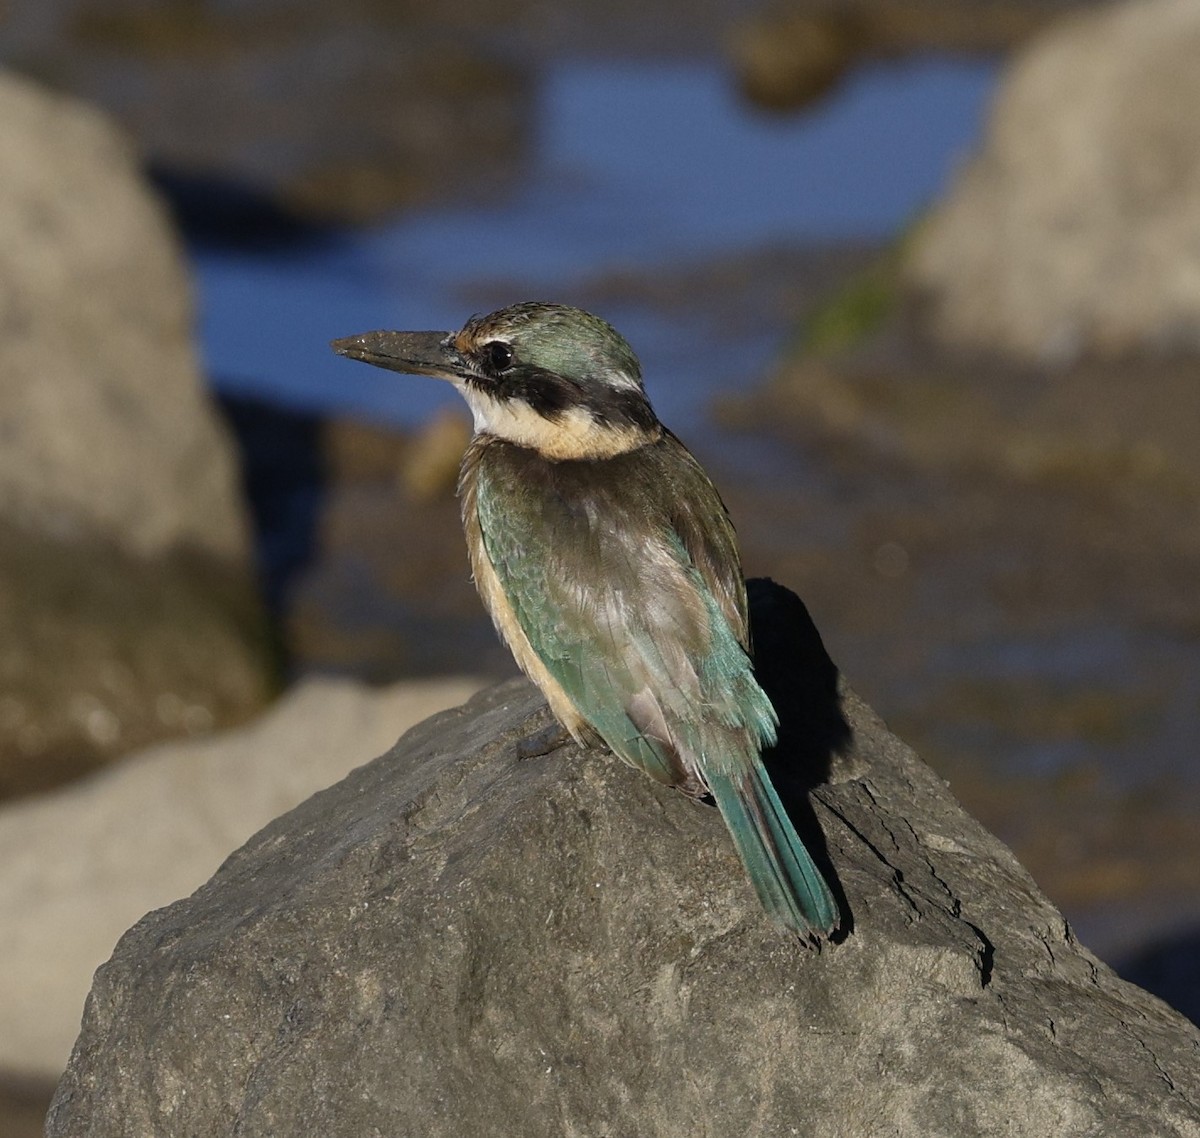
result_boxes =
[706,765,840,938]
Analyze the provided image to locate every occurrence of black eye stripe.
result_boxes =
[466,345,659,432]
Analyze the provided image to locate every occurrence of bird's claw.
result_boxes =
[516,719,572,760]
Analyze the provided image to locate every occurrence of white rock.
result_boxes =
[906,0,1200,362]
[0,675,483,1080]
[0,69,247,558]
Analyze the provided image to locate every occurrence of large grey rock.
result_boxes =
[906,0,1200,362]
[0,71,274,792]
[0,69,246,560]
[0,675,482,1084]
[47,610,1200,1135]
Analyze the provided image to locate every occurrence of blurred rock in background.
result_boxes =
[0,70,275,798]
[905,0,1200,362]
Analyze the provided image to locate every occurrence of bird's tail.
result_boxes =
[706,764,840,938]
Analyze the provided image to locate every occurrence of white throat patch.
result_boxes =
[455,382,654,460]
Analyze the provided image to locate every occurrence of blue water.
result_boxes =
[195,56,998,429]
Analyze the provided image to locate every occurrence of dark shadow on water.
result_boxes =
[748,576,853,937]
[1117,925,1200,1026]
[216,392,326,629]
[149,165,336,251]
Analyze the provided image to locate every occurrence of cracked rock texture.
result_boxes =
[47,620,1200,1134]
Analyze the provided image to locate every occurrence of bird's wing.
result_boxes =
[473,439,775,790]
[657,430,750,650]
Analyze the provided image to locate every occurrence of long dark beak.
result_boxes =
[330,330,466,381]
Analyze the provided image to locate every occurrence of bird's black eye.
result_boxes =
[484,341,514,372]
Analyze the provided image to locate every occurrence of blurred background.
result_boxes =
[2,0,1199,1130]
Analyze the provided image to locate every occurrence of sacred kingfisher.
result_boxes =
[332,302,839,938]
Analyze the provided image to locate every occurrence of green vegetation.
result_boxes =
[800,253,898,357]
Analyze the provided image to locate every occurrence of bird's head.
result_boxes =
[332,302,662,460]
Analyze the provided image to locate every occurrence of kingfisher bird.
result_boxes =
[332,302,839,938]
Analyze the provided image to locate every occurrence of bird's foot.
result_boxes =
[516,719,572,760]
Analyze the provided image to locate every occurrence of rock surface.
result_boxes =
[0,70,274,793]
[0,675,482,1083]
[906,0,1200,362]
[47,590,1200,1136]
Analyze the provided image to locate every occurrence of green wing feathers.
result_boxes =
[473,437,838,935]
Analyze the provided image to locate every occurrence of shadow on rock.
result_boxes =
[749,576,852,933]
[151,166,334,252]
[749,576,850,788]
